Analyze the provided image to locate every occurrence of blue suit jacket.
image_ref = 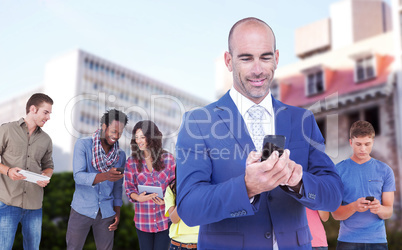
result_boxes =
[176,92,343,249]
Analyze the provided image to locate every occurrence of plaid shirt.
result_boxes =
[125,152,175,233]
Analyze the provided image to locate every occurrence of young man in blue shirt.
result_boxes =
[332,120,395,249]
[66,109,128,250]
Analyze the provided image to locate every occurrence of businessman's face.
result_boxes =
[225,21,279,104]
[349,136,373,162]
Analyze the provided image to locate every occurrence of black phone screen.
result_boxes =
[261,135,286,161]
[365,196,374,201]
[116,167,125,174]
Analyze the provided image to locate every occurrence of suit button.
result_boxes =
[264,232,271,239]
[230,213,236,217]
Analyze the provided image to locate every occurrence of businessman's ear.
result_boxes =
[224,51,233,72]
[274,49,279,69]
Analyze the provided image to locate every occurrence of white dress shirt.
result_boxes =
[229,86,275,150]
[229,87,279,250]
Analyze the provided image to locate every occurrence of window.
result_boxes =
[316,119,326,142]
[364,106,380,135]
[346,105,381,138]
[355,56,376,82]
[89,60,94,70]
[306,70,324,96]
[347,111,360,133]
[84,58,89,68]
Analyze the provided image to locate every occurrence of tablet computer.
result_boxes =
[18,170,50,183]
[138,185,164,199]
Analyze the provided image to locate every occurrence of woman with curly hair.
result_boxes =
[124,120,175,250]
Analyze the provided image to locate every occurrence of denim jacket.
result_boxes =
[70,137,124,219]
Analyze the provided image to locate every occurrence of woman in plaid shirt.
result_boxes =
[124,120,175,250]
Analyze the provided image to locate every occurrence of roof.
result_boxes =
[277,55,394,108]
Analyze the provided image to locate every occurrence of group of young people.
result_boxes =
[0,93,197,250]
[0,16,397,250]
[64,111,199,250]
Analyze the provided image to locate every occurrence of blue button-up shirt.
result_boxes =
[70,137,124,219]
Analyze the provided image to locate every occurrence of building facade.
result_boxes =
[0,49,207,172]
[392,0,402,225]
[274,0,401,213]
[275,0,402,214]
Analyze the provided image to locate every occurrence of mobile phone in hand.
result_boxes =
[261,135,286,161]
[116,167,125,174]
[365,196,374,201]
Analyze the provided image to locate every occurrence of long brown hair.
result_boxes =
[130,120,166,172]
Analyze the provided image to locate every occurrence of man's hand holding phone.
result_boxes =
[245,148,303,198]
[105,168,124,182]
[116,167,125,174]
[260,135,303,190]
[354,197,372,212]
[364,196,382,215]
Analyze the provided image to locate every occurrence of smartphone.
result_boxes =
[365,196,374,201]
[261,135,286,161]
[116,167,125,174]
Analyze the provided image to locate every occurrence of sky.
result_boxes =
[0,0,370,102]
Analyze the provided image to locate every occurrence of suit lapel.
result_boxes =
[272,97,291,149]
[213,93,291,151]
[215,92,254,151]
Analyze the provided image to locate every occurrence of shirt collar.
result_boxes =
[229,86,274,117]
[18,117,25,126]
[19,117,42,133]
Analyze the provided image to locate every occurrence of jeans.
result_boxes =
[0,201,42,250]
[135,227,170,250]
[337,241,388,250]
[313,247,328,250]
